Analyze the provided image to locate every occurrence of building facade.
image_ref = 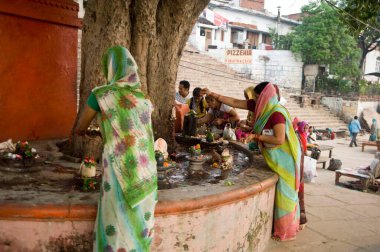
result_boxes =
[363,47,380,83]
[189,0,300,52]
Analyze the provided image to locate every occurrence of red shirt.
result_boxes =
[246,99,285,131]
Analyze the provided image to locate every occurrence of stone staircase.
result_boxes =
[177,44,347,131]
[177,44,255,119]
[281,92,348,131]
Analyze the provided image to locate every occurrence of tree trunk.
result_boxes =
[359,49,368,73]
[358,38,379,75]
[68,0,209,157]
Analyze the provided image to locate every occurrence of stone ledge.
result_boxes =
[0,174,277,220]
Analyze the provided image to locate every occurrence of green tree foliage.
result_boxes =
[338,0,380,70]
[269,28,294,50]
[290,1,361,78]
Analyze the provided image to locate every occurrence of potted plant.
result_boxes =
[155,151,165,167]
[189,144,201,156]
[80,157,97,178]
[206,131,214,143]
[82,177,98,192]
[14,141,37,167]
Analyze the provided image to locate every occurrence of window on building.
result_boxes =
[262,34,272,44]
[200,27,205,36]
[376,56,380,72]
[247,31,259,48]
[221,30,224,42]
[231,30,237,43]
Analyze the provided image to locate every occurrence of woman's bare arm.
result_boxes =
[197,112,213,126]
[74,105,98,136]
[201,88,249,110]
[228,108,240,123]
[248,123,286,145]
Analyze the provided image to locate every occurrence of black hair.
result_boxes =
[253,81,270,95]
[354,116,358,120]
[193,87,201,97]
[179,80,190,90]
[190,87,204,112]
[244,92,248,100]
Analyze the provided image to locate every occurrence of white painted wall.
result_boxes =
[73,0,84,18]
[212,7,296,35]
[189,24,233,51]
[363,48,380,83]
[321,97,379,122]
[188,4,299,52]
[189,25,208,51]
[358,101,378,114]
[321,97,344,117]
[207,49,303,89]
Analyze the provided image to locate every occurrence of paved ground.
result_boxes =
[265,134,380,252]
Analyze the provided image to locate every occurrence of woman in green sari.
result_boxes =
[201,82,301,241]
[75,46,157,252]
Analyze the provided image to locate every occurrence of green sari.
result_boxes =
[253,83,301,240]
[91,46,157,252]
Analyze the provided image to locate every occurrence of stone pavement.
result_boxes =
[265,134,380,252]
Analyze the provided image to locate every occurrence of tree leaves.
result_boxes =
[290,2,361,78]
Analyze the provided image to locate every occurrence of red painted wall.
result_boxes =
[0,0,81,141]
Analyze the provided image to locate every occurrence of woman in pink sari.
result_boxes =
[295,121,308,229]
[292,117,300,132]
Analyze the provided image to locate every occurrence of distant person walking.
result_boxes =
[348,116,361,147]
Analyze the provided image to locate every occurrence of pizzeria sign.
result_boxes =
[225,49,252,64]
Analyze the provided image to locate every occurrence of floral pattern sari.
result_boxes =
[92,46,157,252]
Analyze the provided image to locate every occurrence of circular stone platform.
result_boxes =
[0,142,277,252]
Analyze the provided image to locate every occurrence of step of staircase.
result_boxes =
[284,96,348,130]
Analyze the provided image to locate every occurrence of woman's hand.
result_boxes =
[74,105,97,136]
[200,88,211,96]
[213,118,225,126]
[246,134,260,143]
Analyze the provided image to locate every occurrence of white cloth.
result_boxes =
[304,156,317,183]
[209,103,232,114]
[154,138,168,159]
[0,139,15,152]
[369,159,379,174]
[223,123,236,141]
[175,92,191,104]
[279,97,287,106]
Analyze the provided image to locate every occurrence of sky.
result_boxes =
[264,0,312,15]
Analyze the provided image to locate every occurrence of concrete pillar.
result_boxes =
[258,32,263,44]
